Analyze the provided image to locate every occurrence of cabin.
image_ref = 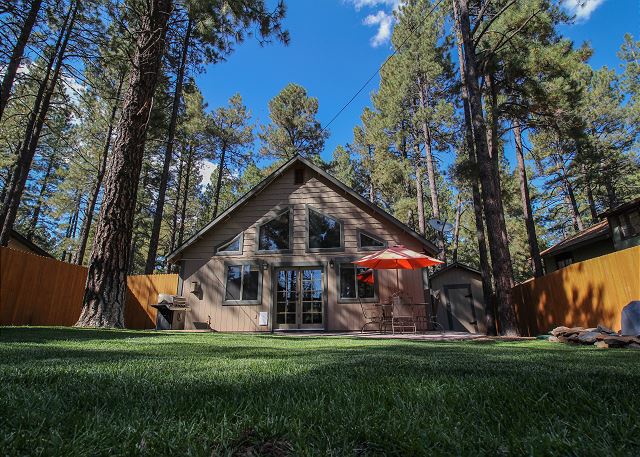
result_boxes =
[167,155,438,332]
[540,197,640,274]
[429,263,487,334]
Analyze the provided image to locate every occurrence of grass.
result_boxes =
[0,328,639,456]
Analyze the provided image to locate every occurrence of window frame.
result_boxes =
[336,260,378,304]
[555,252,574,270]
[214,232,243,256]
[255,206,294,254]
[222,261,263,305]
[305,204,345,253]
[618,210,640,240]
[356,228,387,251]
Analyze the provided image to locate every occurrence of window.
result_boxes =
[224,263,261,304]
[307,207,343,251]
[358,230,386,250]
[294,168,305,184]
[215,233,242,255]
[555,252,573,270]
[338,263,376,302]
[618,210,640,239]
[258,209,291,251]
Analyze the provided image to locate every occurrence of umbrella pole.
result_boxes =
[396,268,399,292]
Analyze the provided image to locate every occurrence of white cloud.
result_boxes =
[344,0,403,47]
[563,0,606,21]
[200,160,217,189]
[363,10,395,47]
[346,0,399,11]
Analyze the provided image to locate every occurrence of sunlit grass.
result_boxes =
[1,327,638,456]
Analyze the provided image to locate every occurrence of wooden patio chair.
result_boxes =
[381,297,417,334]
[360,302,382,333]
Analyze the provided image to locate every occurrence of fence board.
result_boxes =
[0,247,178,329]
[512,246,640,336]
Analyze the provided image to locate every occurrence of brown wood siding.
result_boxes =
[180,166,430,332]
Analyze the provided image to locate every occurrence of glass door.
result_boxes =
[275,268,324,329]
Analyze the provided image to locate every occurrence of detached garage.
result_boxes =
[429,263,487,334]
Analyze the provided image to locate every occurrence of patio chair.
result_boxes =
[360,302,382,333]
[381,299,417,334]
[429,292,445,333]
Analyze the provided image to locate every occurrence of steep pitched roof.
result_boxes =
[167,155,438,262]
[428,262,481,280]
[9,229,53,258]
[539,220,610,257]
[598,197,640,218]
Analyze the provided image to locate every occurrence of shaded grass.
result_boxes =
[0,327,639,456]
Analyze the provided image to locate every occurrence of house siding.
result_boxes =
[178,165,430,332]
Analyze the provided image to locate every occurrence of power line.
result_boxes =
[320,0,445,135]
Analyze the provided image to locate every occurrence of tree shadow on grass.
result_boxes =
[1,329,639,455]
[0,326,168,344]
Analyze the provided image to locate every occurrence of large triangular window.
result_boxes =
[215,233,243,255]
[358,230,386,251]
[307,207,343,251]
[258,209,292,252]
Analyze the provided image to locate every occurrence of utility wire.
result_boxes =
[319,0,445,135]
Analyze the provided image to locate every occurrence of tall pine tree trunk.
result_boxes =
[413,144,426,235]
[556,157,584,232]
[513,120,543,277]
[169,144,185,256]
[145,18,192,274]
[451,195,461,263]
[178,145,194,246]
[0,0,78,246]
[76,0,172,328]
[73,76,124,265]
[453,0,495,334]
[26,157,54,239]
[212,144,226,218]
[417,78,445,260]
[582,164,599,224]
[0,0,43,121]
[454,0,517,335]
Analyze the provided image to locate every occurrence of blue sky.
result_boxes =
[195,0,639,181]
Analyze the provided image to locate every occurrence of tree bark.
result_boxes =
[26,157,54,239]
[454,0,517,335]
[212,143,226,219]
[452,195,462,264]
[582,164,599,224]
[168,144,185,257]
[453,0,495,334]
[0,0,43,121]
[178,144,194,246]
[0,0,78,247]
[413,144,426,236]
[557,157,584,232]
[73,76,124,265]
[145,17,192,274]
[513,120,543,277]
[76,0,172,328]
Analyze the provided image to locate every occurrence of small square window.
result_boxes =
[224,263,261,304]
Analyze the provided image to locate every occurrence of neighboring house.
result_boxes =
[7,230,53,258]
[540,197,640,274]
[429,263,487,334]
[598,197,640,251]
[167,155,438,332]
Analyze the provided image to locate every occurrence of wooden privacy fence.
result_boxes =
[0,247,178,328]
[512,246,640,336]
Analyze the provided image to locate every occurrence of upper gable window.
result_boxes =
[358,230,386,251]
[215,233,243,255]
[308,207,342,251]
[294,168,305,184]
[258,209,291,252]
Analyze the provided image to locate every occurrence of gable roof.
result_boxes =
[9,229,53,258]
[167,155,438,262]
[598,197,640,218]
[539,220,610,257]
[429,262,481,280]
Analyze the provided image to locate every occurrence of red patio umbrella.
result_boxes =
[353,245,444,290]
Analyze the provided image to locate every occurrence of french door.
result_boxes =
[274,267,324,330]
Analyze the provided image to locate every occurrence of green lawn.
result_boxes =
[0,328,638,456]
